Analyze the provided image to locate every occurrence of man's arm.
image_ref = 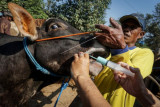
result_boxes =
[76,75,111,107]
[71,52,111,107]
[137,89,160,107]
[94,18,154,79]
[114,62,160,107]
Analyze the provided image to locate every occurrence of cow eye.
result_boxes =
[51,24,59,29]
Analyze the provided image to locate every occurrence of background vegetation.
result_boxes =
[0,0,48,19]
[45,0,111,31]
[0,0,111,31]
[145,3,160,52]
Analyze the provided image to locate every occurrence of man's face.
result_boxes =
[121,19,143,47]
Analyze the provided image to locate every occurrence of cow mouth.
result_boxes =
[85,47,107,76]
[89,58,103,76]
[57,47,107,76]
[49,40,108,77]
[85,47,106,55]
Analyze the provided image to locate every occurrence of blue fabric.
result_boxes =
[111,45,129,56]
[110,45,137,56]
[129,46,136,50]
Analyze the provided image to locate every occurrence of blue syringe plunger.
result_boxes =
[90,55,108,66]
[96,56,109,65]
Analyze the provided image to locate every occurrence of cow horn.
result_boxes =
[8,2,38,41]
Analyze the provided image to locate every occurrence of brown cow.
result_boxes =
[0,3,107,106]
[35,19,46,27]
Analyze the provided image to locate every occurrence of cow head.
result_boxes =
[8,3,108,76]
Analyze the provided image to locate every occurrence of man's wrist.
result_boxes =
[135,89,159,107]
[74,75,90,85]
[135,87,148,99]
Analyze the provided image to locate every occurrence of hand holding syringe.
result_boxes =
[89,55,135,77]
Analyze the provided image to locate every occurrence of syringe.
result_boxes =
[89,55,135,77]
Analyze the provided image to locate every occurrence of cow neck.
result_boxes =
[25,39,35,57]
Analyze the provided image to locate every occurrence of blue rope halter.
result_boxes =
[23,37,70,107]
[23,37,68,77]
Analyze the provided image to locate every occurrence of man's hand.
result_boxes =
[71,52,111,107]
[113,62,147,97]
[71,52,90,83]
[94,18,126,49]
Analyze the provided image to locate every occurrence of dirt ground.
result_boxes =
[26,83,82,107]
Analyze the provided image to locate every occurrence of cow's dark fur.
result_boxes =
[0,3,107,106]
[150,59,160,98]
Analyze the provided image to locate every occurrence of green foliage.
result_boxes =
[0,0,10,11]
[145,3,160,51]
[46,0,111,32]
[0,0,48,19]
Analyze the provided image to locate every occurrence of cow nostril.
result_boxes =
[80,37,86,43]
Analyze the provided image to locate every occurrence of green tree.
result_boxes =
[0,0,48,19]
[22,0,48,19]
[0,0,14,12]
[47,0,111,32]
[145,3,160,51]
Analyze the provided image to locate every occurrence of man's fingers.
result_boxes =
[84,53,89,59]
[121,73,127,79]
[110,18,121,29]
[78,52,84,58]
[94,33,107,39]
[118,74,127,85]
[114,71,121,83]
[114,71,128,86]
[129,67,140,75]
[114,70,124,76]
[118,62,130,70]
[95,24,111,32]
[118,62,139,74]
[74,54,79,61]
[94,32,109,36]
[94,33,111,42]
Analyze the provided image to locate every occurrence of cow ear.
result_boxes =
[8,2,38,41]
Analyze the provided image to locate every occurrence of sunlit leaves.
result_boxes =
[0,0,48,19]
[145,3,160,51]
[48,0,111,32]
